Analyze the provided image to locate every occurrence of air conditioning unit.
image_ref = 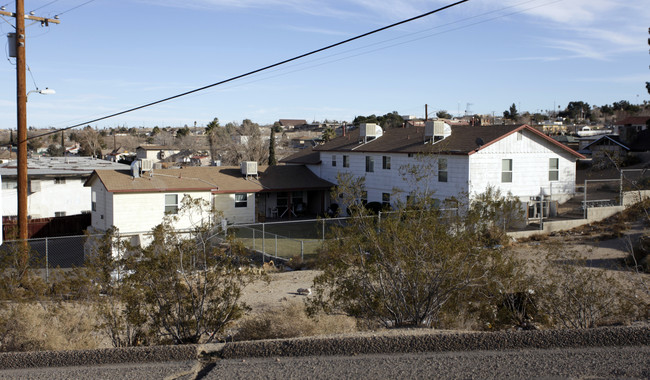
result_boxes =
[139,159,154,172]
[29,180,41,193]
[241,161,258,178]
[425,120,449,142]
[359,123,383,142]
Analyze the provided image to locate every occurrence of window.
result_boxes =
[382,193,390,208]
[365,156,374,173]
[55,211,66,217]
[54,177,66,184]
[438,158,448,182]
[382,156,391,170]
[2,180,17,190]
[501,159,513,183]
[235,193,248,208]
[549,158,559,181]
[165,194,179,214]
[331,155,337,167]
[343,155,349,168]
[408,153,415,158]
[91,191,97,211]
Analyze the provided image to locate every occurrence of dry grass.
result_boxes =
[0,302,102,352]
[233,302,357,342]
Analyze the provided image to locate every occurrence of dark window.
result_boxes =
[343,155,349,168]
[438,158,448,182]
[382,156,391,170]
[365,156,374,173]
[235,193,248,208]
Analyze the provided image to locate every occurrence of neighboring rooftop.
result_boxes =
[85,165,334,194]
[294,124,583,158]
[0,156,130,178]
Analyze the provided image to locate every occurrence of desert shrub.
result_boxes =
[308,179,524,329]
[627,234,650,273]
[88,197,259,346]
[535,248,646,328]
[234,303,356,341]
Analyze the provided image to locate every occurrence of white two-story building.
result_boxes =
[282,122,584,211]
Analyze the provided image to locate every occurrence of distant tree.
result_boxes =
[271,122,283,133]
[436,110,452,119]
[268,128,277,166]
[503,103,519,121]
[205,118,220,166]
[78,126,106,157]
[175,126,190,139]
[646,82,650,95]
[560,101,591,121]
[354,112,404,129]
[151,126,161,136]
[321,127,336,142]
[46,144,65,157]
[26,137,43,152]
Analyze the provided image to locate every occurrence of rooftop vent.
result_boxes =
[241,161,258,179]
[359,123,383,143]
[424,120,451,143]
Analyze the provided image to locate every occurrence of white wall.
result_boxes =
[318,151,470,207]
[469,129,577,202]
[213,192,255,224]
[2,177,91,218]
[90,186,255,235]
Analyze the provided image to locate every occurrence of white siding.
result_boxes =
[112,191,212,234]
[213,192,255,224]
[318,151,470,208]
[2,177,91,218]
[469,129,577,202]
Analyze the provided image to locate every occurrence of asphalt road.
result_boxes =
[204,346,650,379]
[1,346,648,379]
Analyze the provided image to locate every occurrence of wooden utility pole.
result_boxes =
[2,2,59,241]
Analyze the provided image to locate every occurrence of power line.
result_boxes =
[54,0,97,18]
[31,0,62,13]
[27,0,471,141]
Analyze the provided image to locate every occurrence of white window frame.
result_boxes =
[549,158,559,181]
[331,154,337,167]
[165,194,179,214]
[501,159,513,183]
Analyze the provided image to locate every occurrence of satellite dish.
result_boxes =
[475,137,484,147]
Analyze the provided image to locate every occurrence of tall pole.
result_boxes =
[16,0,28,242]
[1,2,60,241]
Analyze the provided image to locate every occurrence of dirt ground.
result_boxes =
[239,215,650,317]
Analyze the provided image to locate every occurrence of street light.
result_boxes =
[27,87,55,101]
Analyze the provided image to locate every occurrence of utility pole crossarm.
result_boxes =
[0,9,60,24]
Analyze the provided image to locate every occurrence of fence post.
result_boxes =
[619,169,624,206]
[262,223,266,262]
[583,180,587,219]
[45,237,49,283]
[253,228,256,251]
[275,234,278,258]
[322,219,325,241]
[301,240,304,261]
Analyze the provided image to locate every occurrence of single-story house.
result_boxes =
[84,164,333,235]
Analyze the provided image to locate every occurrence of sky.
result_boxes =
[0,0,648,130]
